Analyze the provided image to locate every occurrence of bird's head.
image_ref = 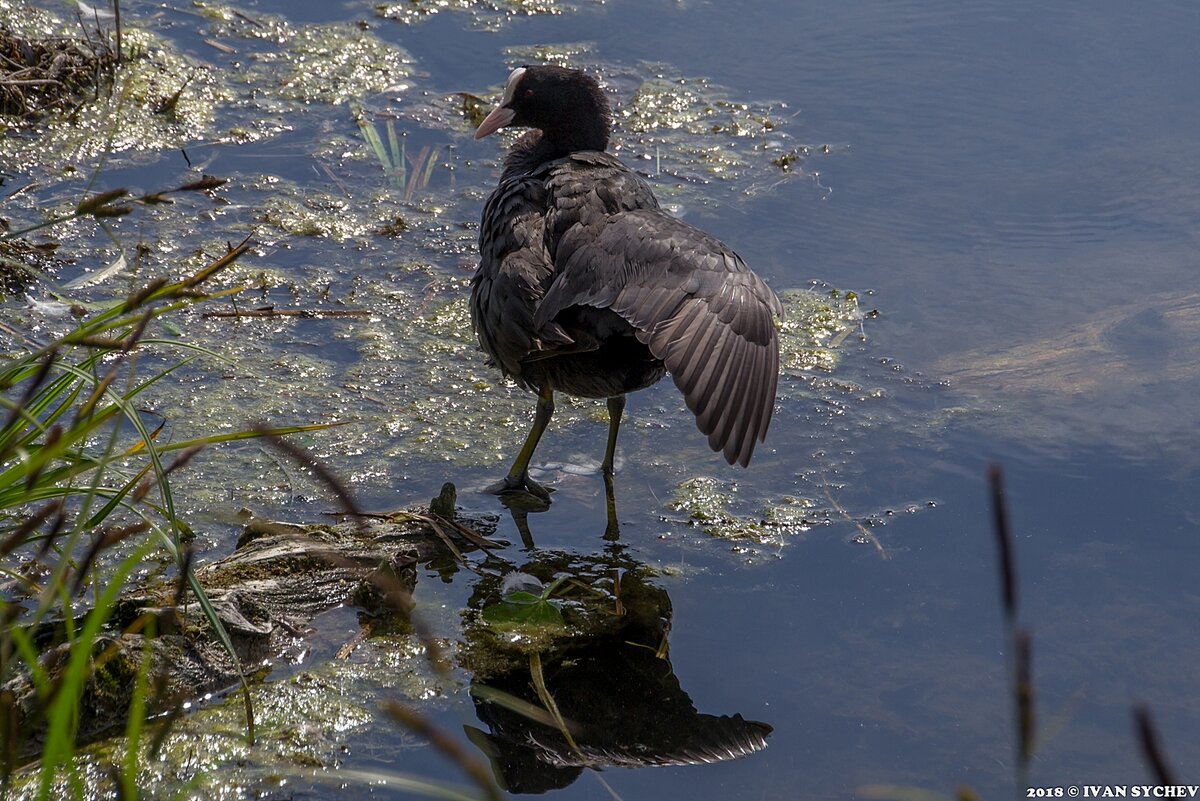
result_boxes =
[474,65,611,154]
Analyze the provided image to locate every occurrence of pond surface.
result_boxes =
[4,0,1200,798]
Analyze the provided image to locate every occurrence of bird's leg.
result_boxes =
[486,385,555,499]
[601,394,624,540]
[603,470,620,541]
[602,394,625,477]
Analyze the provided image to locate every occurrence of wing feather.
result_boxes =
[481,149,782,465]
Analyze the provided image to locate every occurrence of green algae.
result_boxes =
[2,636,450,801]
[668,476,791,546]
[777,286,864,375]
[612,65,819,197]
[244,23,414,106]
[0,3,423,179]
[0,0,60,39]
[258,190,369,241]
[343,291,599,470]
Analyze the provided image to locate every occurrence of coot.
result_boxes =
[472,65,782,498]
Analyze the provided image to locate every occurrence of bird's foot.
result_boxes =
[484,472,554,501]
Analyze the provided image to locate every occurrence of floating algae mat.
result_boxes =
[197,5,416,106]
[2,635,450,801]
[375,0,577,31]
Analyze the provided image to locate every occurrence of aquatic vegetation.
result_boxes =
[356,113,447,200]
[668,476,795,547]
[241,22,415,106]
[480,574,568,630]
[0,1,907,796]
[0,8,227,175]
[777,286,864,374]
[0,229,311,794]
[376,0,577,31]
[0,24,116,121]
[4,637,451,801]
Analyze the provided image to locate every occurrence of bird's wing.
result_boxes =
[537,200,783,466]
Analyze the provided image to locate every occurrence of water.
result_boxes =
[5,0,1200,798]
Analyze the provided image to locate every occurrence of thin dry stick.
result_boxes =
[381,700,502,801]
[181,234,253,289]
[820,479,889,559]
[431,514,503,555]
[328,509,506,558]
[988,464,1018,621]
[334,621,375,660]
[420,514,465,564]
[1133,705,1178,787]
[112,0,122,66]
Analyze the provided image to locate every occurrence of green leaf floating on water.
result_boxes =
[481,592,566,628]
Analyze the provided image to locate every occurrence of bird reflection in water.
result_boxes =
[495,465,621,546]
[461,546,773,793]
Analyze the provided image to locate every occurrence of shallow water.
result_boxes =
[4,0,1200,798]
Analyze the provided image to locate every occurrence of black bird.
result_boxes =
[472,65,782,498]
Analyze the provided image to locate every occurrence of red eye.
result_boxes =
[523,89,534,100]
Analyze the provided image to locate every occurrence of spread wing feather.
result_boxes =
[535,155,783,466]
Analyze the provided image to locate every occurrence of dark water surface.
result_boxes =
[10,0,1200,798]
